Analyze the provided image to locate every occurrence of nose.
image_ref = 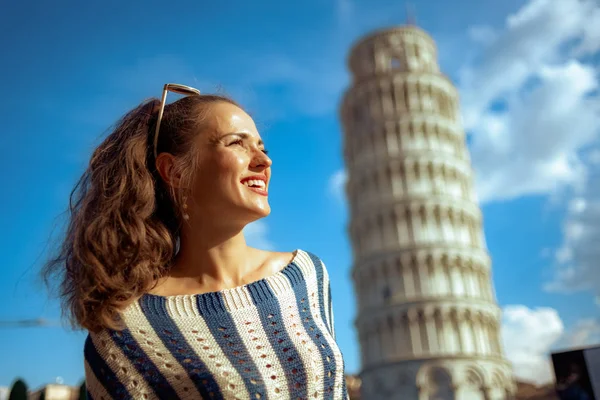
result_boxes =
[249,147,272,169]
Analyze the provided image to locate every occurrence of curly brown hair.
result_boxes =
[43,94,240,333]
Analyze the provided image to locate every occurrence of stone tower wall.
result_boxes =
[341,26,516,399]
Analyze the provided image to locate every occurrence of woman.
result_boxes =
[44,84,348,399]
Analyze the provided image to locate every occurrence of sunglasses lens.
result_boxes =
[166,84,200,96]
[171,88,196,95]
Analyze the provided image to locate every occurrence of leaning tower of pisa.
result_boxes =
[340,25,516,399]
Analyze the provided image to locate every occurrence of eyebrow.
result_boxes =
[221,132,264,146]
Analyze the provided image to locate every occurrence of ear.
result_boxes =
[155,153,184,188]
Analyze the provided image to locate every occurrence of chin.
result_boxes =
[248,205,271,220]
[244,196,271,217]
[231,202,270,226]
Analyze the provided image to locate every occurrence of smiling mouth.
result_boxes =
[241,178,268,196]
[242,179,266,189]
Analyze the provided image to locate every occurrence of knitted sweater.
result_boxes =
[84,250,348,400]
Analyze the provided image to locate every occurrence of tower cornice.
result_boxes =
[350,245,492,276]
[341,70,459,106]
[348,196,483,226]
[354,298,502,326]
[348,26,437,63]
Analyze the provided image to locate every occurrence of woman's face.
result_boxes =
[188,102,272,228]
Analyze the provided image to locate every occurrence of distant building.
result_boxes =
[340,24,516,399]
[28,384,78,400]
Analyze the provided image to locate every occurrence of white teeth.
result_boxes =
[243,179,266,188]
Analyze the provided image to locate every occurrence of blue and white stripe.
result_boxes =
[84,250,348,400]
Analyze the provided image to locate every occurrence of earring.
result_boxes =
[182,196,190,221]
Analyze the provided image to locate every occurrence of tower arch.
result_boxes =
[416,364,456,400]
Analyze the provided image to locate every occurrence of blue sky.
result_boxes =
[1,0,599,392]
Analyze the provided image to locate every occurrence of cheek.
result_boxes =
[196,152,247,184]
[217,152,247,176]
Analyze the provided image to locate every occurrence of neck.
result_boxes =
[171,220,255,287]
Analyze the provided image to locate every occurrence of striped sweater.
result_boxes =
[84,250,348,399]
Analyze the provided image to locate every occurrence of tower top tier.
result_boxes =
[348,25,440,81]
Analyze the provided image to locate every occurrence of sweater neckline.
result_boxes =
[137,249,309,317]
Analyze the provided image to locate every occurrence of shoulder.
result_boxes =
[252,248,330,276]
[291,250,331,279]
[251,248,297,276]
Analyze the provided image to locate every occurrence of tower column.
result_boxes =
[407,308,422,356]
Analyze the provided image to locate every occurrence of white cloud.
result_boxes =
[588,150,600,165]
[0,387,7,400]
[460,0,600,203]
[554,246,572,264]
[328,169,348,202]
[568,198,587,214]
[564,318,600,348]
[545,169,600,296]
[502,306,600,385]
[573,4,600,56]
[243,220,274,250]
[501,305,564,385]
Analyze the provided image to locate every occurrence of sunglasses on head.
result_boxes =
[153,83,201,159]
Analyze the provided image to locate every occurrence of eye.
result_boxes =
[261,149,269,155]
[228,139,244,147]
